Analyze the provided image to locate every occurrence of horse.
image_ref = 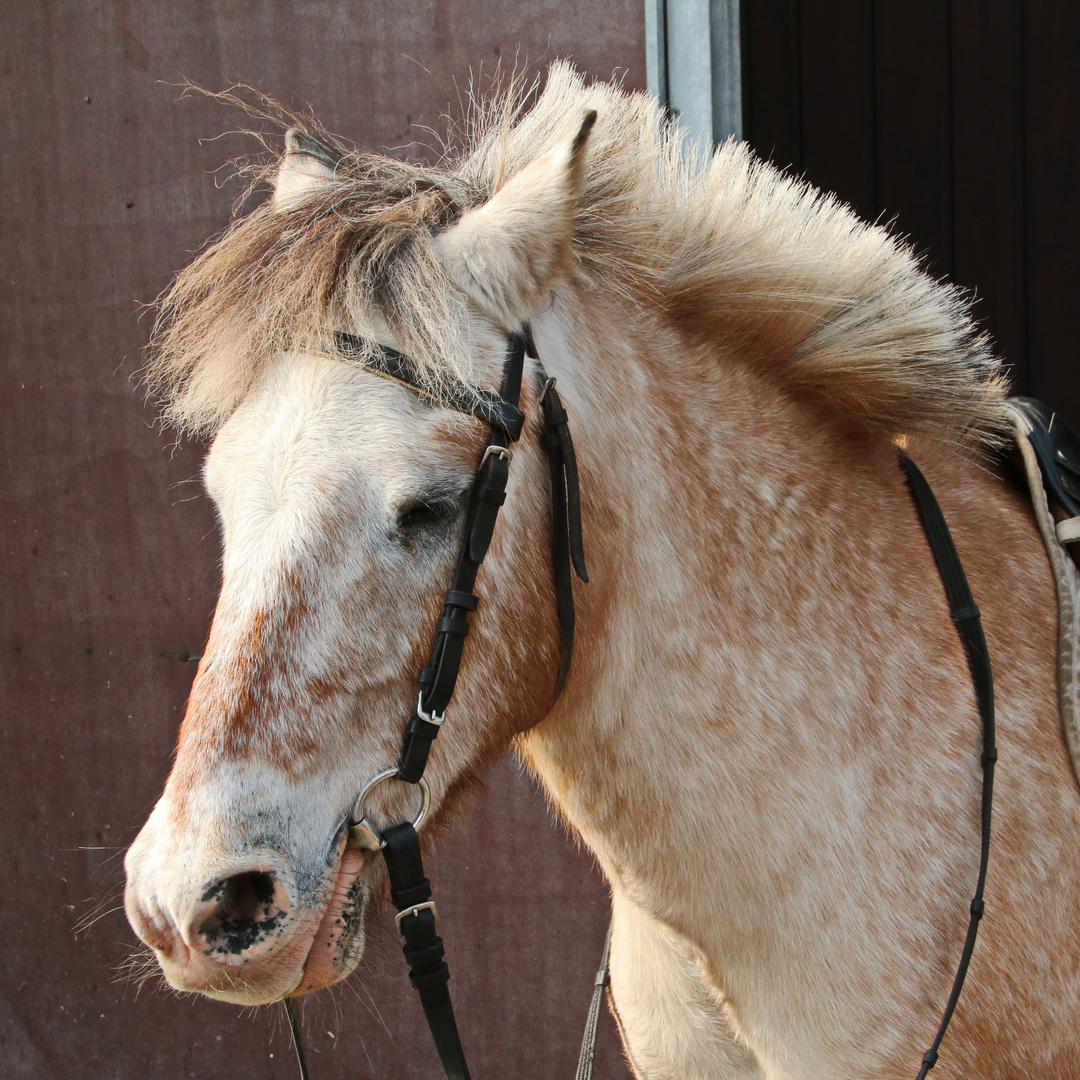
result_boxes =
[123,63,1080,1078]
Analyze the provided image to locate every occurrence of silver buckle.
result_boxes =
[539,376,557,404]
[394,900,438,931]
[416,692,446,726]
[480,444,512,467]
[349,770,431,851]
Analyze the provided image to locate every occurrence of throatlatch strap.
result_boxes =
[382,822,472,1080]
[537,366,589,681]
[898,452,996,1079]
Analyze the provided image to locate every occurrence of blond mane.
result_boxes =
[148,62,1007,448]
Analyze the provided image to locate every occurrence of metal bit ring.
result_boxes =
[349,769,431,851]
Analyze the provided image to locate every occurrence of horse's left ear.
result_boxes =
[435,110,597,329]
[272,129,341,210]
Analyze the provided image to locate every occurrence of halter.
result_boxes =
[281,328,995,1080]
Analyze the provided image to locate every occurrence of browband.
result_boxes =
[335,331,526,440]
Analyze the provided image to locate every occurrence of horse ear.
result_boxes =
[272,128,340,209]
[435,110,597,328]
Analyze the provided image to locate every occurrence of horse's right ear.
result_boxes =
[272,129,340,209]
[435,110,597,330]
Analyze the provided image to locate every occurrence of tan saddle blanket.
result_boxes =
[1005,401,1080,787]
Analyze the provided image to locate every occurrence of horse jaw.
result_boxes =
[434,110,596,329]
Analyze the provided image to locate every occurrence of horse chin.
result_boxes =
[288,845,371,997]
[152,907,324,1006]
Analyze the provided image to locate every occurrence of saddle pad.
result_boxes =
[1005,401,1080,790]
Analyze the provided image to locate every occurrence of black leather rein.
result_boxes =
[898,452,996,1079]
[282,329,995,1080]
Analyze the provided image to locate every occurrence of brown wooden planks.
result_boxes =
[873,0,955,277]
[744,0,1077,420]
[798,0,877,221]
[742,0,803,170]
[951,0,1027,392]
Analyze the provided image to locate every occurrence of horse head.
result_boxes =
[124,110,597,1004]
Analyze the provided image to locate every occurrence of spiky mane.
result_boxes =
[148,62,1007,447]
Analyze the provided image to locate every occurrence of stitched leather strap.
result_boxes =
[336,331,526,440]
[537,365,589,681]
[382,822,471,1080]
[395,333,528,783]
[899,452,996,1079]
[335,328,584,785]
[322,327,591,1080]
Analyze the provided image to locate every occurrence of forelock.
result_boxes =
[147,152,490,436]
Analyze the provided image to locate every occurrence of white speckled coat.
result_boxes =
[125,65,1080,1079]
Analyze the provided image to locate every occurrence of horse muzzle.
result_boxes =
[124,815,372,1004]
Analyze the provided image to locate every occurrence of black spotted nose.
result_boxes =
[192,869,292,957]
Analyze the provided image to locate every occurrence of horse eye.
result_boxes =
[395,496,460,534]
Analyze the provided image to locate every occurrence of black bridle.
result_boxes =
[281,329,995,1080]
[334,327,587,789]
[296,326,587,1080]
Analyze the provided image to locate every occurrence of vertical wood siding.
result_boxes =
[744,0,1079,426]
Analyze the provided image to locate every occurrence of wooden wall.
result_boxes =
[0,4,642,1078]
[743,0,1080,425]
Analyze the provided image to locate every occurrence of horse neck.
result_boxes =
[518,293,969,910]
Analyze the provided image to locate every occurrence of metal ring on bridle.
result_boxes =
[349,769,431,850]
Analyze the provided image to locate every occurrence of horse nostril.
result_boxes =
[197,870,288,956]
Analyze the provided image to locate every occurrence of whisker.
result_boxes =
[74,903,125,937]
